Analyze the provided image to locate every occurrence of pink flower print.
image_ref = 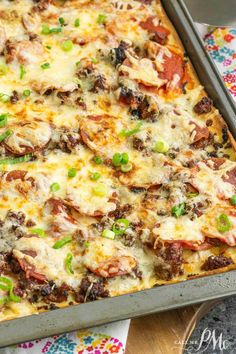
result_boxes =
[223,59,232,66]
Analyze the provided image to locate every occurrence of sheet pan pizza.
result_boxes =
[0,0,235,321]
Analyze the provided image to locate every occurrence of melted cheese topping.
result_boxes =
[0,0,235,322]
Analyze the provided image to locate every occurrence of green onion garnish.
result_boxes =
[50,182,60,192]
[46,45,52,50]
[154,140,169,153]
[90,172,101,181]
[74,18,80,27]
[102,229,115,239]
[112,152,129,166]
[0,113,9,127]
[0,276,21,303]
[20,65,26,80]
[84,241,90,248]
[186,192,199,198]
[65,253,74,274]
[119,122,143,137]
[216,214,231,233]
[41,25,62,34]
[59,17,65,26]
[91,57,98,64]
[112,218,130,236]
[61,40,74,52]
[68,167,77,178]
[230,195,236,206]
[121,163,132,173]
[0,129,13,142]
[53,236,72,249]
[92,183,108,197]
[0,65,8,76]
[31,228,46,238]
[93,156,103,164]
[171,203,186,218]
[41,62,50,70]
[0,154,31,165]
[23,89,31,97]
[97,14,107,25]
[0,93,10,103]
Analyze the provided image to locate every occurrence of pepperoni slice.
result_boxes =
[158,51,185,87]
[140,17,169,40]
[223,167,236,187]
[18,258,46,282]
[190,122,209,148]
[4,120,52,155]
[3,170,27,182]
[88,256,137,278]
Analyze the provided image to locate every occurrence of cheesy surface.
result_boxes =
[0,0,235,322]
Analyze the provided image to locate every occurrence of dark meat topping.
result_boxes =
[75,276,109,302]
[201,255,234,271]
[110,41,129,66]
[155,242,184,280]
[10,90,19,104]
[193,96,213,115]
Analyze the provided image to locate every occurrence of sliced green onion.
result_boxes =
[90,172,101,181]
[0,129,13,142]
[68,167,77,178]
[61,40,74,52]
[84,241,90,248]
[0,113,9,127]
[171,203,186,218]
[0,65,8,76]
[102,229,115,240]
[9,287,21,303]
[41,24,50,34]
[216,214,231,233]
[41,62,50,70]
[50,182,60,192]
[154,140,169,153]
[46,45,52,50]
[0,154,31,165]
[50,27,62,34]
[121,163,132,173]
[0,93,10,103]
[74,18,80,27]
[59,17,65,26]
[186,192,199,198]
[0,276,12,291]
[93,156,103,164]
[65,253,74,274]
[31,228,46,238]
[97,14,107,25]
[119,122,143,137]
[112,152,129,166]
[23,89,31,97]
[91,57,98,64]
[92,183,108,197]
[0,297,8,306]
[0,277,21,303]
[230,195,236,206]
[53,236,72,249]
[112,218,130,236]
[20,65,26,80]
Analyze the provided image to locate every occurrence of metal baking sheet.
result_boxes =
[1,0,236,347]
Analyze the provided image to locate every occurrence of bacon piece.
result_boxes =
[18,258,46,282]
[88,256,137,278]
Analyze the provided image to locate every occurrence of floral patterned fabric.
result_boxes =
[1,24,236,354]
[204,27,236,99]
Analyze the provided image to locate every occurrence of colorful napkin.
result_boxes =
[1,24,236,354]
